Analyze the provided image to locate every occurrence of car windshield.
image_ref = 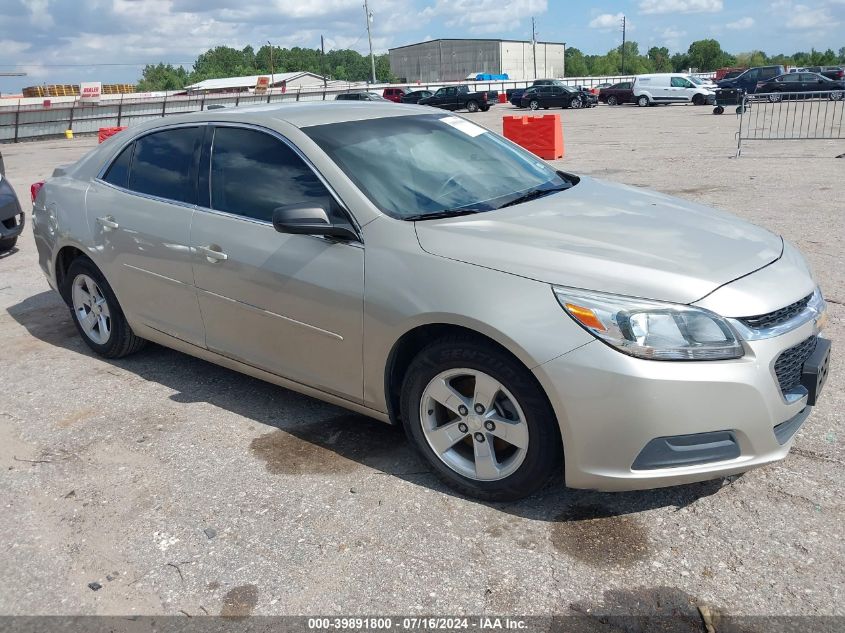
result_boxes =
[304,113,574,220]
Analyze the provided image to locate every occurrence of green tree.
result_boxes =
[736,50,768,67]
[687,39,730,71]
[839,47,845,63]
[670,52,690,71]
[136,63,190,91]
[564,47,589,77]
[648,46,671,72]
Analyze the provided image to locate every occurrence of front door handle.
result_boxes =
[97,216,119,231]
[198,245,228,263]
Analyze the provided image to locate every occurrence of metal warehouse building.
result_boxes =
[388,39,566,82]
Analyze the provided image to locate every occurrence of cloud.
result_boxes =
[660,26,687,39]
[589,12,625,29]
[420,0,547,35]
[726,16,755,29]
[785,4,838,29]
[639,0,723,14]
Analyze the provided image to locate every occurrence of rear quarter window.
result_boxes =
[102,143,133,189]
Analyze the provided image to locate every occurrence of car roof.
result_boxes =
[126,101,434,131]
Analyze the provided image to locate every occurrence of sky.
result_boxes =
[1,0,843,94]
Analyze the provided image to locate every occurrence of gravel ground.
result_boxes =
[0,103,843,624]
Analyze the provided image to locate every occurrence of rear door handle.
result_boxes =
[198,245,228,262]
[97,216,119,231]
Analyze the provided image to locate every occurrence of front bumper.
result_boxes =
[533,316,824,491]
[0,178,24,241]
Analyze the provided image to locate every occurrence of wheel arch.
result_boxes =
[382,320,545,426]
[54,243,92,304]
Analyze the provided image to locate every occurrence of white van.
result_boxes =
[631,73,716,107]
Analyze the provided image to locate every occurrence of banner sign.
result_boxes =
[80,82,102,101]
[254,76,270,94]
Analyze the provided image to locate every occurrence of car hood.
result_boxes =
[414,176,783,304]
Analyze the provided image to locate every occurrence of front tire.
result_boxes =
[607,95,618,106]
[528,99,540,110]
[0,236,18,253]
[692,94,705,106]
[400,336,562,501]
[64,258,146,358]
[637,95,649,107]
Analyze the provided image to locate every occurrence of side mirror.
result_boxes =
[272,203,358,241]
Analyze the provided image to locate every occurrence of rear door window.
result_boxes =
[128,127,201,204]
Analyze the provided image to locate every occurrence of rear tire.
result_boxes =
[607,95,618,106]
[466,100,479,113]
[829,91,844,101]
[637,95,649,107]
[400,336,562,501]
[64,258,146,358]
[0,236,17,253]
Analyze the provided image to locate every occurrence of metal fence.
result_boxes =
[0,73,713,143]
[737,90,845,156]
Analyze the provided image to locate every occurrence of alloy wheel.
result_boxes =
[419,368,529,481]
[72,274,112,345]
[529,100,539,110]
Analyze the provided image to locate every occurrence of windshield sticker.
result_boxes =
[440,116,487,137]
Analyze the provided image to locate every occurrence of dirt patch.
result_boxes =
[57,408,95,428]
[220,584,258,619]
[550,504,650,568]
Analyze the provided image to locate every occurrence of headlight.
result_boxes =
[553,287,744,361]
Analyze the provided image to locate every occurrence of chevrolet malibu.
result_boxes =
[31,103,830,501]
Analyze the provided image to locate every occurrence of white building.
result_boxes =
[389,39,566,83]
[184,72,326,94]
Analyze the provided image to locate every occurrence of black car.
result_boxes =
[400,89,433,104]
[757,72,845,101]
[800,66,845,81]
[520,85,586,110]
[573,86,599,107]
[0,173,24,253]
[717,65,785,93]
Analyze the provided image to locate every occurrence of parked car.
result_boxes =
[756,72,845,101]
[598,81,634,105]
[0,172,24,252]
[507,88,526,107]
[32,103,831,501]
[589,83,612,96]
[714,67,746,81]
[717,65,785,93]
[401,89,433,104]
[418,85,492,112]
[573,86,599,107]
[801,66,845,81]
[382,87,409,103]
[335,92,388,101]
[520,85,585,110]
[632,74,716,106]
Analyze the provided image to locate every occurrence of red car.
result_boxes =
[382,87,409,103]
[598,81,634,105]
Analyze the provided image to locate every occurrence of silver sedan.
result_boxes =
[31,102,831,500]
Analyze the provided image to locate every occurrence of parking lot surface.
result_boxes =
[0,103,843,622]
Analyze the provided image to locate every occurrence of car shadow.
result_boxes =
[8,290,732,522]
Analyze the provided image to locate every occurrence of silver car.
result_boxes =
[31,103,831,501]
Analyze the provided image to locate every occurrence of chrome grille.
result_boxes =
[774,336,816,395]
[739,294,812,330]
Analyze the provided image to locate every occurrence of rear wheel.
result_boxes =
[64,258,146,358]
[0,236,17,253]
[829,91,844,101]
[637,95,650,107]
[466,100,479,113]
[400,337,562,501]
[607,95,618,106]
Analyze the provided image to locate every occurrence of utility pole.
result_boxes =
[267,41,275,92]
[321,35,327,88]
[620,15,627,75]
[531,17,538,79]
[364,0,376,84]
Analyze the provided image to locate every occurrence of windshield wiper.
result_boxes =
[498,185,570,209]
[404,208,487,221]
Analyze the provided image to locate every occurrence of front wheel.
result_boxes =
[637,95,649,107]
[768,91,782,103]
[64,258,146,358]
[400,337,562,501]
[0,236,17,253]
[607,95,618,106]
[528,99,540,110]
[570,97,582,109]
[713,106,724,115]
[692,94,705,106]
[466,100,479,113]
